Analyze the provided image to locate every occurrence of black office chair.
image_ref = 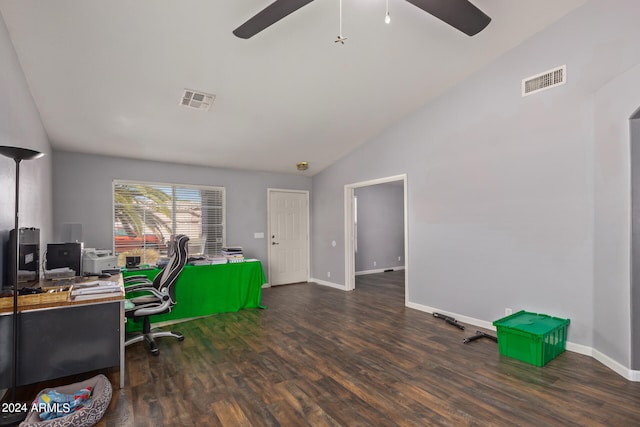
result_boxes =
[124,234,189,355]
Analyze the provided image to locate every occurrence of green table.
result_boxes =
[124,260,266,332]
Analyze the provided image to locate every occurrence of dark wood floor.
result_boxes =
[11,271,640,426]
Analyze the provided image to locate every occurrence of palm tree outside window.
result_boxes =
[113,180,225,266]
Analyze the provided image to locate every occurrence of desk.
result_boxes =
[124,260,266,332]
[0,276,125,389]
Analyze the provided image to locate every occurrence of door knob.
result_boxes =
[272,242,279,245]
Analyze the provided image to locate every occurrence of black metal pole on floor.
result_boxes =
[0,146,44,426]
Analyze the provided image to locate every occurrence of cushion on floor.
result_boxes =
[19,374,112,427]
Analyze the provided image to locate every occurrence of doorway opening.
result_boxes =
[344,174,408,305]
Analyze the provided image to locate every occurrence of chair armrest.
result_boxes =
[134,297,172,317]
[124,283,162,299]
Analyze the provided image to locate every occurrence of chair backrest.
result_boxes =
[153,234,189,304]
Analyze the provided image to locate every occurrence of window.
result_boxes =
[113,180,225,266]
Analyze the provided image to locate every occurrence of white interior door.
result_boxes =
[268,189,309,286]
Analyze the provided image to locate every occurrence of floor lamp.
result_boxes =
[0,146,44,426]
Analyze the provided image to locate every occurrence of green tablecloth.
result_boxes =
[124,260,266,332]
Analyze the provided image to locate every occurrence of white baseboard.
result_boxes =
[565,341,592,356]
[407,301,640,381]
[591,348,640,381]
[355,266,406,276]
[310,278,347,290]
[629,368,640,382]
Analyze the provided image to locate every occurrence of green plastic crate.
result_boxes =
[492,310,570,367]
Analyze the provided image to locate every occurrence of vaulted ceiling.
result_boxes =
[0,0,585,175]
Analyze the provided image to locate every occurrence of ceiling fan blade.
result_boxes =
[233,0,315,39]
[405,0,491,36]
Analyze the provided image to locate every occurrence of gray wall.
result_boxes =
[52,151,311,280]
[0,13,52,286]
[632,116,640,369]
[311,0,640,369]
[355,183,404,272]
[592,60,640,368]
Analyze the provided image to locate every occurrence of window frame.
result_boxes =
[112,179,226,265]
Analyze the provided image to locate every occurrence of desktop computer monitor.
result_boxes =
[46,242,83,276]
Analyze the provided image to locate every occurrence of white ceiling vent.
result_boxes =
[180,89,215,111]
[522,65,566,97]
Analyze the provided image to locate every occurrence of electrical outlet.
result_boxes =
[373,261,377,267]
[398,256,401,261]
[505,308,513,316]
[327,271,331,278]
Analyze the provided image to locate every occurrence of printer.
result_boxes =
[83,248,119,274]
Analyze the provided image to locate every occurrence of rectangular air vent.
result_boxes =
[522,65,566,97]
[180,89,215,111]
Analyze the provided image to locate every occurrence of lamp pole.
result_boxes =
[0,146,44,425]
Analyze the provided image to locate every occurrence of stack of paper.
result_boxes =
[71,280,123,301]
[221,246,244,263]
[189,256,228,266]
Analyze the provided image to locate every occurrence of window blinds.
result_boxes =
[113,181,225,263]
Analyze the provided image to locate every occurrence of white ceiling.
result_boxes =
[0,0,585,175]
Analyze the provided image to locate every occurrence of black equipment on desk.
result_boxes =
[7,227,40,287]
[46,242,83,276]
[126,256,141,269]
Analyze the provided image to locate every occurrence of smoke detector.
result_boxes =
[296,161,309,171]
[180,89,215,111]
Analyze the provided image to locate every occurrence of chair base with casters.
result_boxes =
[124,316,184,356]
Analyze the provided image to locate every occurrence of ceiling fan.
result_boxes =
[233,0,491,39]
